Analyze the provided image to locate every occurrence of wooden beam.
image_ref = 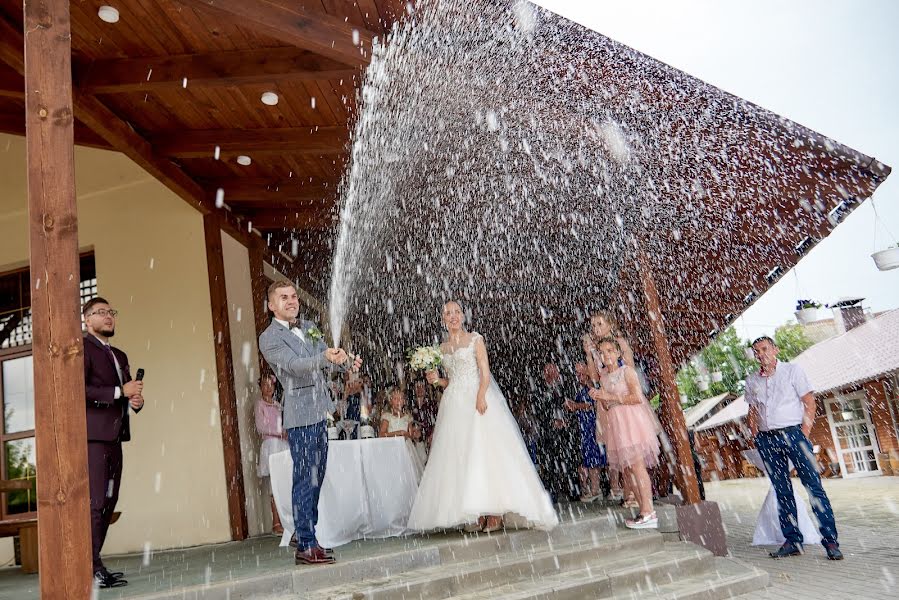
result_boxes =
[152,126,349,159]
[203,177,338,204]
[78,47,360,94]
[23,0,93,595]
[0,112,115,150]
[249,241,272,379]
[243,208,335,230]
[203,213,249,541]
[637,249,702,505]
[176,0,375,67]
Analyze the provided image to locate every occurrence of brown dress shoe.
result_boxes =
[295,546,336,565]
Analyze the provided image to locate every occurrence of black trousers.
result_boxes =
[88,441,123,572]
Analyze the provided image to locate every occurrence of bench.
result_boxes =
[0,480,119,574]
[0,479,38,573]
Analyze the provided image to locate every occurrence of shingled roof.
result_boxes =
[792,309,899,395]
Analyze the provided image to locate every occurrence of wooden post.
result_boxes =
[249,241,271,374]
[203,214,249,540]
[636,249,702,505]
[23,0,93,595]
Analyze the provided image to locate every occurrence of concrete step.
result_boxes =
[608,555,770,600]
[432,542,715,600]
[314,530,663,600]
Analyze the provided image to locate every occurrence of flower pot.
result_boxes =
[697,379,709,392]
[327,427,339,441]
[872,247,899,271]
[360,425,375,439]
[794,308,818,325]
[679,394,689,405]
[711,371,723,383]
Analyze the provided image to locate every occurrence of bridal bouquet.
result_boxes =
[407,345,442,376]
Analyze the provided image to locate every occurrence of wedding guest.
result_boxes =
[541,362,581,503]
[379,386,415,439]
[746,336,842,560]
[564,362,604,502]
[259,280,362,566]
[82,297,144,589]
[513,399,540,466]
[255,372,288,535]
[582,310,635,383]
[582,315,637,508]
[410,379,438,451]
[590,337,661,529]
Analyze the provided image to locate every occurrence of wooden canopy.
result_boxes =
[0,0,408,258]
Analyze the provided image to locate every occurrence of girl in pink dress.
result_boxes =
[590,337,661,529]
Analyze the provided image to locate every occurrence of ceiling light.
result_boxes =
[98,6,120,23]
[260,91,279,106]
[236,155,252,166]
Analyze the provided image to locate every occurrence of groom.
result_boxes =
[259,280,362,565]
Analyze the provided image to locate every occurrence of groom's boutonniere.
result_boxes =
[306,326,323,343]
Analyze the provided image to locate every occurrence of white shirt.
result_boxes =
[744,360,813,432]
[93,334,124,399]
[273,317,306,343]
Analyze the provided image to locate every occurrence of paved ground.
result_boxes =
[707,476,899,600]
[0,476,895,599]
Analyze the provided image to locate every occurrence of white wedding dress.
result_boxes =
[407,333,558,531]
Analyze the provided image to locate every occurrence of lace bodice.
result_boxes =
[442,333,481,383]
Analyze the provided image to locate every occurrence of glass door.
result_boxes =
[824,392,881,478]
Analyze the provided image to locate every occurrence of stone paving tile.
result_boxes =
[706,476,899,600]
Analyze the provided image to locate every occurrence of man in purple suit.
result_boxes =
[82,297,145,588]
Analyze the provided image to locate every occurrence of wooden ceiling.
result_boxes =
[0,0,407,237]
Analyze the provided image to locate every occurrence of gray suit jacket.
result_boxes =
[259,319,341,429]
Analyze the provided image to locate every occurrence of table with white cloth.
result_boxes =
[270,437,424,549]
[742,449,822,546]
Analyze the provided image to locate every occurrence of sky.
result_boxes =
[534,0,899,342]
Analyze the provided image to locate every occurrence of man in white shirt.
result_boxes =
[745,336,841,561]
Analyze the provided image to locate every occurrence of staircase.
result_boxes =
[130,508,767,600]
[302,511,768,600]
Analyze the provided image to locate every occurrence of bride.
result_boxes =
[406,301,558,533]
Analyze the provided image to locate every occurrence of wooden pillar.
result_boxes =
[249,241,271,375]
[23,0,93,595]
[636,249,702,505]
[203,214,249,540]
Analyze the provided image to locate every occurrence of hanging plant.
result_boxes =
[870,198,899,271]
[872,242,899,272]
[795,299,822,325]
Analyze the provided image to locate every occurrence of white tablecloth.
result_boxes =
[743,450,822,546]
[270,437,424,548]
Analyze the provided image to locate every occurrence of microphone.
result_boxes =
[136,368,145,381]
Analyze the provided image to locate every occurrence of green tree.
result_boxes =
[773,323,814,361]
[676,326,756,406]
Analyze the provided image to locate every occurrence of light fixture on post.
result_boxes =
[98,6,120,23]
[260,91,279,106]
[236,155,252,166]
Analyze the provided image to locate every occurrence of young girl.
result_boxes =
[582,311,637,507]
[380,387,427,467]
[589,337,661,529]
[379,387,414,439]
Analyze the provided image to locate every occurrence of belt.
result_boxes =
[757,424,801,435]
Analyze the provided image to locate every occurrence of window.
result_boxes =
[0,253,96,519]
